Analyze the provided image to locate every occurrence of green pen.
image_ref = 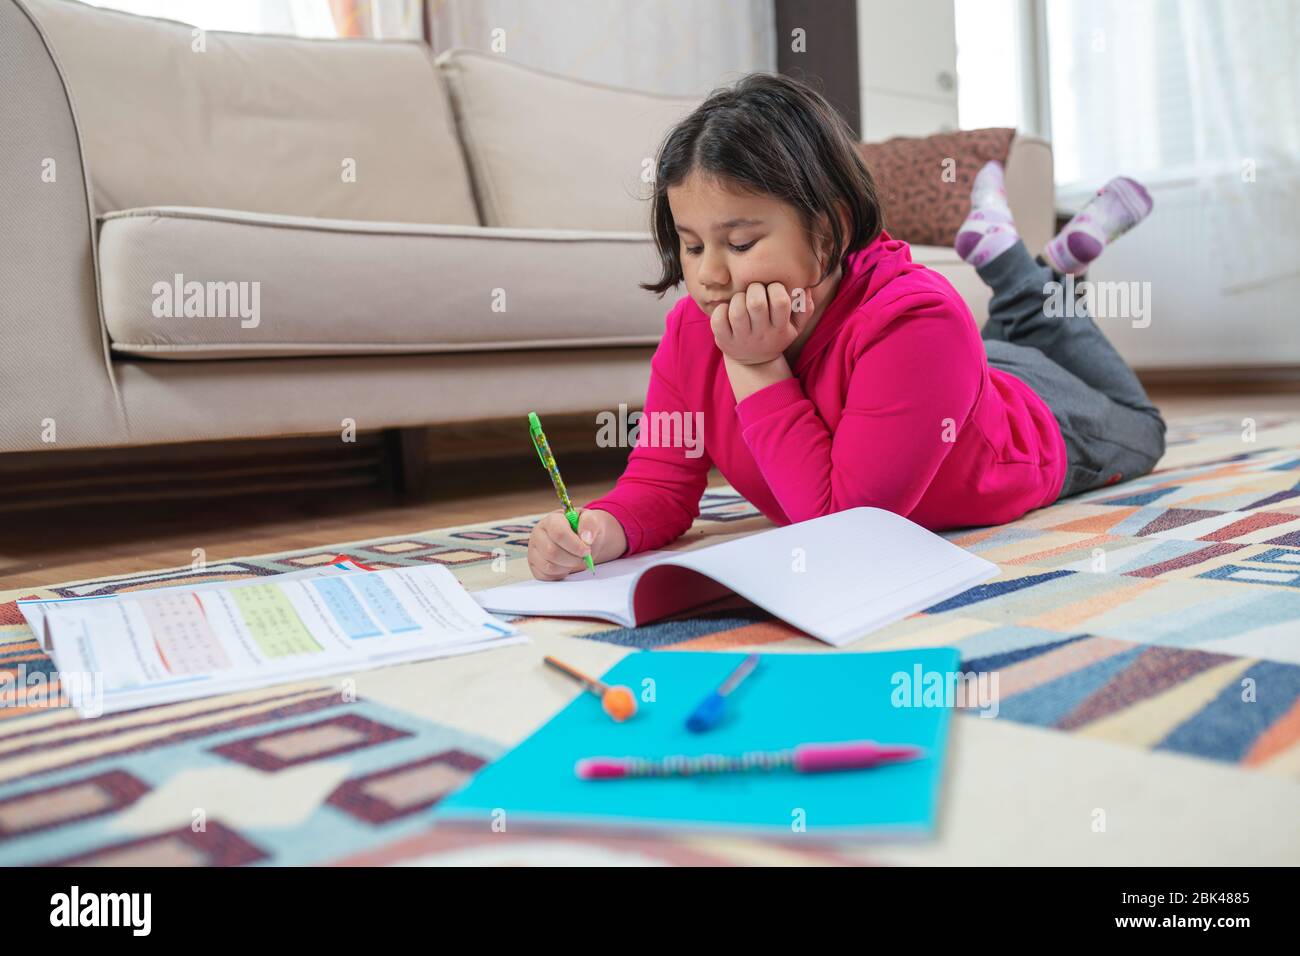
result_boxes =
[529,412,596,575]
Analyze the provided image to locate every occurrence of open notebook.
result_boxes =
[474,507,998,646]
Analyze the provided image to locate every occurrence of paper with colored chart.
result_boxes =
[17,561,526,717]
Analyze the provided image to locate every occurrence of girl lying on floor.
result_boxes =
[527,72,1165,581]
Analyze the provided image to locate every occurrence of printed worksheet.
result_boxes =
[18,562,525,717]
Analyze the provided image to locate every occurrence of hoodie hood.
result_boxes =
[790,229,924,373]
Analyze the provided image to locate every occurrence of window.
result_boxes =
[954,0,1032,133]
[1046,0,1197,190]
[956,0,1296,195]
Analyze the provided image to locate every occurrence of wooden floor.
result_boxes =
[2,387,1296,590]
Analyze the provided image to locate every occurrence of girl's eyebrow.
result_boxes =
[675,217,765,234]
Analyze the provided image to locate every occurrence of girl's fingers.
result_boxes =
[527,534,565,580]
[727,291,751,337]
[766,282,791,328]
[535,555,573,579]
[544,519,590,561]
[529,552,569,580]
[576,511,602,551]
[745,282,771,330]
[535,545,578,579]
[708,281,814,359]
[709,301,732,344]
[528,512,593,579]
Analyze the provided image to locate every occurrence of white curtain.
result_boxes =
[427,0,776,97]
[1180,0,1300,292]
[1046,0,1300,293]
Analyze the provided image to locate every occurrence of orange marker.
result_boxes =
[543,655,636,722]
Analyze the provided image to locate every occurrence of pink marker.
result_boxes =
[575,740,924,780]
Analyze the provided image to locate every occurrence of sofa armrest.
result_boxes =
[1005,134,1056,258]
[0,0,126,453]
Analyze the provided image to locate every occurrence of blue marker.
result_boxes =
[686,653,760,733]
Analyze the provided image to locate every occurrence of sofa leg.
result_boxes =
[384,428,432,498]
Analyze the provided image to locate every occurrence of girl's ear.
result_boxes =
[811,215,832,273]
[813,201,851,272]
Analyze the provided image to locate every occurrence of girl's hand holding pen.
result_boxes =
[527,508,628,581]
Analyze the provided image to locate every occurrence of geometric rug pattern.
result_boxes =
[1,414,1297,865]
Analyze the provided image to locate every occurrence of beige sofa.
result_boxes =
[0,0,1054,456]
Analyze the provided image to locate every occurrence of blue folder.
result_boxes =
[432,648,960,839]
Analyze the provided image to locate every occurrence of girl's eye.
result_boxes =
[683,241,756,256]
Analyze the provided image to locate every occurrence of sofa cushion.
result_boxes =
[861,134,1055,266]
[858,128,1017,247]
[21,0,478,225]
[435,49,697,231]
[98,207,667,359]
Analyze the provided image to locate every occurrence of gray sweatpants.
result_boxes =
[977,240,1167,501]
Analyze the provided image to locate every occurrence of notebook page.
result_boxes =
[471,550,683,626]
[657,507,997,646]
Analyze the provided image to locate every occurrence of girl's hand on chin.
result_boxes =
[710,281,813,366]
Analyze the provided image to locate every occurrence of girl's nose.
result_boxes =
[697,248,729,286]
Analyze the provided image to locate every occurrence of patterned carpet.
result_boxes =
[1,413,1298,865]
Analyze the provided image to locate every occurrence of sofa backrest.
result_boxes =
[435,49,698,232]
[20,0,479,225]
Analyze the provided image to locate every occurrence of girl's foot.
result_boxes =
[955,160,1019,268]
[1044,176,1154,275]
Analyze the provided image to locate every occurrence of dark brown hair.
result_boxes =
[640,72,883,297]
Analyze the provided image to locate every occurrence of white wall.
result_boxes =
[1072,180,1300,370]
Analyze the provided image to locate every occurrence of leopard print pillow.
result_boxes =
[857,128,1016,248]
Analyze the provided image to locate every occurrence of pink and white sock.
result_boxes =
[955,160,1019,268]
[1044,176,1154,275]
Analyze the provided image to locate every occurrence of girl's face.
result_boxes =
[667,171,841,322]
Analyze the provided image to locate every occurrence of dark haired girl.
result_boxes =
[528,73,1165,580]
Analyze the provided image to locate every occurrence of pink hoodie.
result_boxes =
[582,231,1068,556]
